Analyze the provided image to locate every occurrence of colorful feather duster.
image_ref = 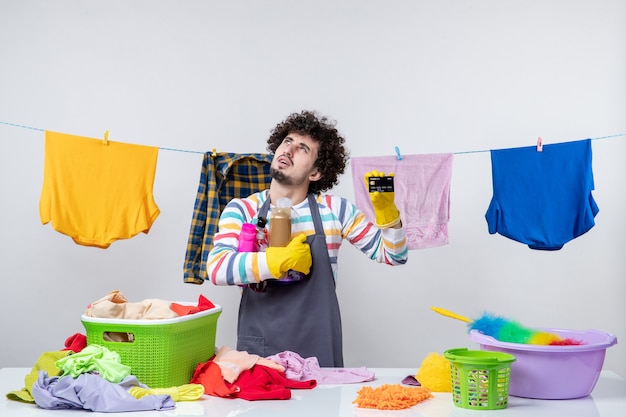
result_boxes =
[431,307,584,346]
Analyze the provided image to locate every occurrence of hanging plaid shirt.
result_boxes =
[184,152,273,284]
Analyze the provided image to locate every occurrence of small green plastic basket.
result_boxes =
[444,348,516,410]
[82,305,221,388]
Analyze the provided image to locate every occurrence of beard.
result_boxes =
[270,167,310,187]
[270,167,294,185]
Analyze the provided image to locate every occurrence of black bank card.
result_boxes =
[368,176,395,192]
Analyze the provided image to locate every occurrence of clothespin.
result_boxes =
[536,137,543,152]
[211,148,217,157]
[103,130,109,146]
[394,146,403,161]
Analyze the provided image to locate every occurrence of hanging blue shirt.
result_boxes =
[485,139,599,250]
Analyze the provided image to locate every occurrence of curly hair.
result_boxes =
[266,110,349,194]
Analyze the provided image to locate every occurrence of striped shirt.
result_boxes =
[207,190,408,286]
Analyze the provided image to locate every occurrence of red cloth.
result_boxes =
[191,360,316,401]
[62,333,87,352]
[191,360,239,397]
[170,294,215,316]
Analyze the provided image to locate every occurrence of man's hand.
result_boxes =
[364,170,401,228]
[265,234,312,278]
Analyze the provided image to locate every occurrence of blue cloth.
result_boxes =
[32,371,175,412]
[485,139,599,250]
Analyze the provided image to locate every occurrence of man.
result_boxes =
[207,110,408,367]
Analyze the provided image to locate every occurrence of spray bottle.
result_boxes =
[238,223,259,252]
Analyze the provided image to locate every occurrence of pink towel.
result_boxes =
[266,351,375,384]
[351,153,453,250]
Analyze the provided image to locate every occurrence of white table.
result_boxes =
[2,367,626,416]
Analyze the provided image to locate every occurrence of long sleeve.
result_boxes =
[207,192,275,286]
[207,192,407,286]
[184,153,273,284]
[183,153,213,284]
[322,194,408,266]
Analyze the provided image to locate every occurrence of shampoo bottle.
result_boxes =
[269,197,292,247]
[269,197,305,282]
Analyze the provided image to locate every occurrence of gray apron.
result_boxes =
[236,194,344,367]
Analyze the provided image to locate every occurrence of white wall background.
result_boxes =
[1,0,625,378]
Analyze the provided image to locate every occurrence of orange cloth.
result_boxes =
[354,384,432,410]
[40,130,159,248]
[170,295,215,316]
[190,361,239,398]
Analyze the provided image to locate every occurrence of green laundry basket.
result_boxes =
[82,304,221,388]
[444,348,516,410]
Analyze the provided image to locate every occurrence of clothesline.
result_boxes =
[1,120,625,157]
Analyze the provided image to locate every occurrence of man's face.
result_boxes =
[270,132,321,187]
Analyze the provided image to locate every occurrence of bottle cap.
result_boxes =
[276,197,291,208]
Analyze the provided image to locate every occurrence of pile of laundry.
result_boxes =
[6,338,376,411]
[192,347,376,401]
[84,290,216,320]
[6,290,377,412]
[6,335,197,412]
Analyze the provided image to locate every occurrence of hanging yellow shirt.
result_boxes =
[40,131,160,248]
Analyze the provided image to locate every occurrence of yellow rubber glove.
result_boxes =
[364,170,401,228]
[265,233,312,278]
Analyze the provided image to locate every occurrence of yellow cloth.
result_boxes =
[6,350,71,403]
[40,130,160,248]
[128,384,205,401]
[416,352,452,392]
